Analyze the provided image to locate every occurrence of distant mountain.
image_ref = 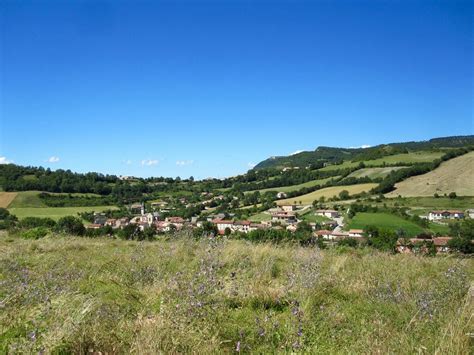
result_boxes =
[253,135,474,170]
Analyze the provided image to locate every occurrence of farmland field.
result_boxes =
[8,206,118,221]
[248,212,271,222]
[0,192,18,208]
[386,151,474,197]
[320,151,445,171]
[347,212,449,236]
[1,235,471,353]
[346,167,406,179]
[277,183,378,205]
[247,176,341,194]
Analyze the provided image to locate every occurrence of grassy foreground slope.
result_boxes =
[1,235,471,353]
[386,151,474,197]
[277,183,378,205]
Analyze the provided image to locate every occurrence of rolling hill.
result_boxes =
[386,151,474,197]
[254,135,474,170]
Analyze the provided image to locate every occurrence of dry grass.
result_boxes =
[0,192,18,208]
[277,183,378,205]
[387,151,474,197]
[1,234,472,353]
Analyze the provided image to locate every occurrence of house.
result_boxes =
[249,223,267,232]
[276,192,287,199]
[93,213,107,226]
[428,210,464,221]
[233,220,251,233]
[213,219,234,234]
[166,217,185,229]
[117,217,129,228]
[271,211,297,224]
[286,224,298,232]
[466,209,474,219]
[281,205,296,212]
[315,209,340,219]
[395,237,453,254]
[348,229,364,238]
[314,230,350,241]
[105,218,117,227]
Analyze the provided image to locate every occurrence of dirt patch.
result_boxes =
[0,192,18,208]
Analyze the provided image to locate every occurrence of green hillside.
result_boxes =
[254,135,474,170]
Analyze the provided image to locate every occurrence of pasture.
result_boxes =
[277,183,378,205]
[8,206,118,221]
[346,167,406,179]
[320,151,445,171]
[1,235,471,353]
[386,151,474,197]
[347,212,449,237]
[247,176,340,194]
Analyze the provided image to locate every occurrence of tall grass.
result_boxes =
[1,233,472,353]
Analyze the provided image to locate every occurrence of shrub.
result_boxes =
[55,216,85,236]
[18,217,56,229]
[21,227,49,239]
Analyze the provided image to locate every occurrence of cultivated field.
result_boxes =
[386,151,474,197]
[8,206,118,221]
[320,151,445,171]
[347,212,449,236]
[247,176,340,194]
[346,167,406,179]
[277,183,378,205]
[1,235,471,353]
[0,192,18,208]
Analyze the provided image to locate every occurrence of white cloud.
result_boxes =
[47,156,60,163]
[349,145,372,149]
[176,160,194,166]
[123,159,133,165]
[290,150,304,155]
[0,156,13,164]
[247,162,256,168]
[141,159,159,166]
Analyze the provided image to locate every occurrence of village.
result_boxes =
[84,201,473,255]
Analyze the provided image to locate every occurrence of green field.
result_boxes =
[382,196,474,209]
[300,212,331,223]
[8,206,118,221]
[1,235,471,353]
[248,212,272,222]
[7,191,103,209]
[347,212,449,237]
[320,151,445,171]
[246,176,340,194]
[277,183,378,205]
[346,167,406,179]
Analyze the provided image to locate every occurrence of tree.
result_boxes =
[55,216,85,236]
[448,219,474,254]
[448,192,457,199]
[338,190,350,200]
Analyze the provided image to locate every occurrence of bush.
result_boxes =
[21,227,49,239]
[55,216,85,236]
[19,217,56,229]
[338,238,358,247]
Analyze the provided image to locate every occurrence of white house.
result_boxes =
[428,210,465,221]
[315,209,340,218]
[348,229,364,238]
[281,205,296,212]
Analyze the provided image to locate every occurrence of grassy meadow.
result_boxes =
[1,234,472,353]
[320,151,445,171]
[247,176,341,194]
[346,167,406,180]
[387,151,474,197]
[8,206,119,221]
[277,183,378,205]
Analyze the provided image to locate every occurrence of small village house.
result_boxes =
[315,209,340,218]
[428,210,464,221]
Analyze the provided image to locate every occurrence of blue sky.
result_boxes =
[1,0,472,179]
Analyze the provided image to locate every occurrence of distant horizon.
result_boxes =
[1,0,472,178]
[2,133,472,180]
